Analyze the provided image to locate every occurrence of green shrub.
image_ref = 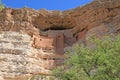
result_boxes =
[53,34,120,80]
[0,0,5,10]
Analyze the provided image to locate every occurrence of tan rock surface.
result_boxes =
[0,0,120,79]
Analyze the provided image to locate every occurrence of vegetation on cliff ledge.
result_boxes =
[53,34,120,80]
[0,0,4,10]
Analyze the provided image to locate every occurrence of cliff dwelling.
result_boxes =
[0,0,120,79]
[31,29,77,69]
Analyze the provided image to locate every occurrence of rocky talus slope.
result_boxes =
[0,0,120,79]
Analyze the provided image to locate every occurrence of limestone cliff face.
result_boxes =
[0,0,120,79]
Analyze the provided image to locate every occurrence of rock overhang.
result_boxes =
[32,10,76,31]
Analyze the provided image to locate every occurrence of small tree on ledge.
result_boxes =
[0,0,5,10]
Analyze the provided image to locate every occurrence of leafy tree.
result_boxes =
[53,34,120,80]
[0,0,5,10]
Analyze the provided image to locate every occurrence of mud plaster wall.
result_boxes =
[32,35,55,49]
[55,33,65,54]
[32,32,65,54]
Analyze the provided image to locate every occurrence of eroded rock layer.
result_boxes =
[0,0,120,79]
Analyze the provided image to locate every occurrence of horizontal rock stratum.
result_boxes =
[0,0,120,79]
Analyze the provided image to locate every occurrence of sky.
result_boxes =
[2,0,93,11]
